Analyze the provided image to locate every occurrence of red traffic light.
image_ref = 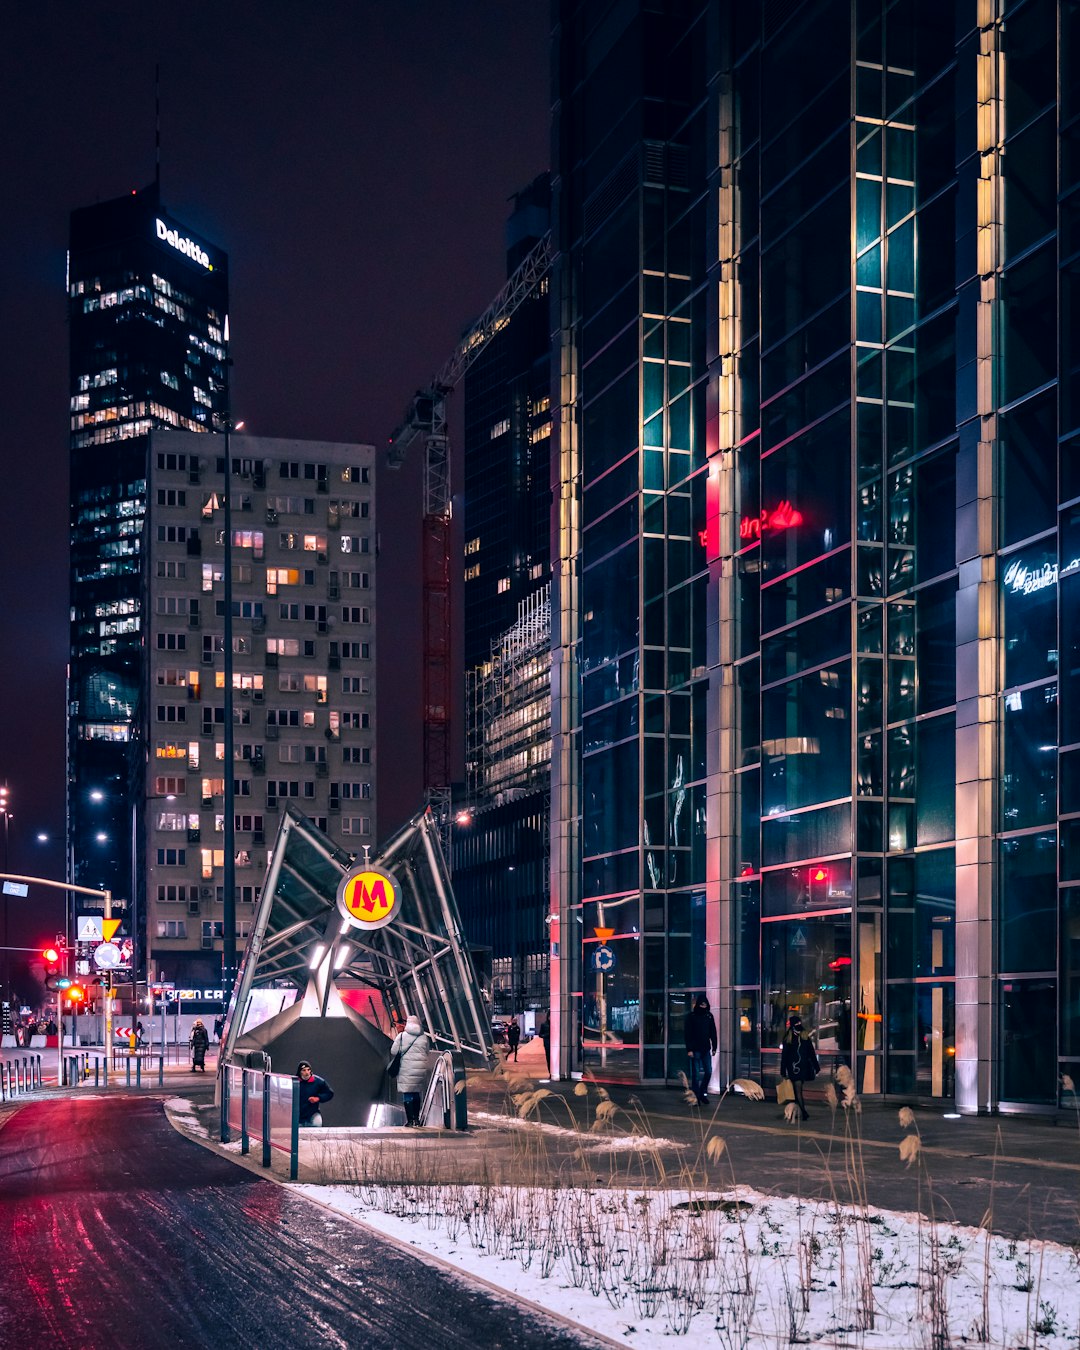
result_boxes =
[812,868,828,883]
[66,985,86,1003]
[42,947,61,964]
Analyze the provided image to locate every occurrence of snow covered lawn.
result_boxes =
[290,1176,1080,1349]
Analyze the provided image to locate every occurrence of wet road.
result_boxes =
[0,1096,598,1350]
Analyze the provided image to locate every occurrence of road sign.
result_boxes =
[336,866,402,931]
[77,915,103,942]
[590,944,616,973]
[2,880,29,896]
[102,918,122,942]
[790,926,808,950]
[93,942,122,970]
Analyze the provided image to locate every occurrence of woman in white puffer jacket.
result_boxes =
[390,1014,431,1126]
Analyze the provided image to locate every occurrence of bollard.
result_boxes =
[136,1055,142,1089]
[158,1053,164,1088]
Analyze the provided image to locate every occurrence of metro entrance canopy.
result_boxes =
[220,807,493,1091]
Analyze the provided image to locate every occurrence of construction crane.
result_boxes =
[388,232,552,851]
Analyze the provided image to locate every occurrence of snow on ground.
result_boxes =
[469,1109,687,1152]
[292,1178,1080,1349]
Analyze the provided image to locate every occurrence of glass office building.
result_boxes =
[68,184,229,932]
[551,0,1079,1110]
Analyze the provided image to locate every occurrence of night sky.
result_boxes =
[0,3,549,958]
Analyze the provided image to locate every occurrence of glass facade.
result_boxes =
[549,0,1079,1109]
[67,185,229,932]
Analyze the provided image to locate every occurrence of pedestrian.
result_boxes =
[684,995,718,1105]
[506,1018,521,1062]
[213,1014,225,1043]
[297,1061,334,1126]
[779,1015,819,1122]
[189,1019,210,1072]
[389,1013,431,1127]
[136,1020,146,1049]
[539,1013,551,1068]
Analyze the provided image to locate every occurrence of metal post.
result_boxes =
[102,888,113,1054]
[220,1066,231,1144]
[222,384,236,1004]
[240,1070,249,1155]
[262,1073,271,1168]
[289,1078,299,1181]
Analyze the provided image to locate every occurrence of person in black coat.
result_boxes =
[297,1061,334,1126]
[189,1020,210,1071]
[506,1018,521,1061]
[684,995,718,1105]
[779,1016,819,1121]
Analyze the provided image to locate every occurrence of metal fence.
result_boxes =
[220,1065,299,1179]
[0,1054,43,1100]
[69,1051,166,1089]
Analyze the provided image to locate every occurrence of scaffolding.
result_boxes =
[466,588,551,806]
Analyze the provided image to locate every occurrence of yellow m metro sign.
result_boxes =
[336,865,402,931]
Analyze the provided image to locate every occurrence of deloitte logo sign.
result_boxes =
[155,217,213,271]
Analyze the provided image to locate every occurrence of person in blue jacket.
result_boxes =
[297,1061,334,1126]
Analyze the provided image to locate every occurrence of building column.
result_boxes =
[708,67,740,1088]
[954,1,1003,1114]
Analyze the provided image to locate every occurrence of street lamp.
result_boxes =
[219,321,241,1004]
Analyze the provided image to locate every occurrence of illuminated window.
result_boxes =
[465,564,480,581]
[497,578,511,594]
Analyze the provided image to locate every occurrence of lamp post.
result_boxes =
[220,326,239,1006]
[1,785,10,1008]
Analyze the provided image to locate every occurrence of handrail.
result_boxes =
[220,1065,298,1178]
[418,1049,468,1130]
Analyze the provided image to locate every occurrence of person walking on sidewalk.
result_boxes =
[390,1014,431,1126]
[506,1018,521,1062]
[189,1019,210,1072]
[684,995,718,1105]
[780,1015,819,1121]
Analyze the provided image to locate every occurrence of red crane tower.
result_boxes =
[388,233,551,851]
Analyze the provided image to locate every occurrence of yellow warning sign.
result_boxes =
[594,926,614,940]
[102,918,122,942]
[336,867,402,931]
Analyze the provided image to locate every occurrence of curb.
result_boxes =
[161,1099,628,1350]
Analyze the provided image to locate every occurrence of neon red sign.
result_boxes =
[739,500,803,541]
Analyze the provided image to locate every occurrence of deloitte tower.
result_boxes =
[67,184,229,961]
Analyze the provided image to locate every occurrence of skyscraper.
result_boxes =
[550,1,712,1083]
[454,177,554,1018]
[68,184,229,937]
[551,0,1079,1111]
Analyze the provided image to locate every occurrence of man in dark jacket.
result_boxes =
[684,995,718,1105]
[297,1061,334,1126]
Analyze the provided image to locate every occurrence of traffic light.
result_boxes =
[42,946,60,974]
[66,985,86,1005]
[809,867,830,903]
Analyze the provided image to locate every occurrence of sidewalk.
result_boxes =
[156,1043,1079,1247]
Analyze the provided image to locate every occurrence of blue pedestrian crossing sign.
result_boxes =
[590,944,616,973]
